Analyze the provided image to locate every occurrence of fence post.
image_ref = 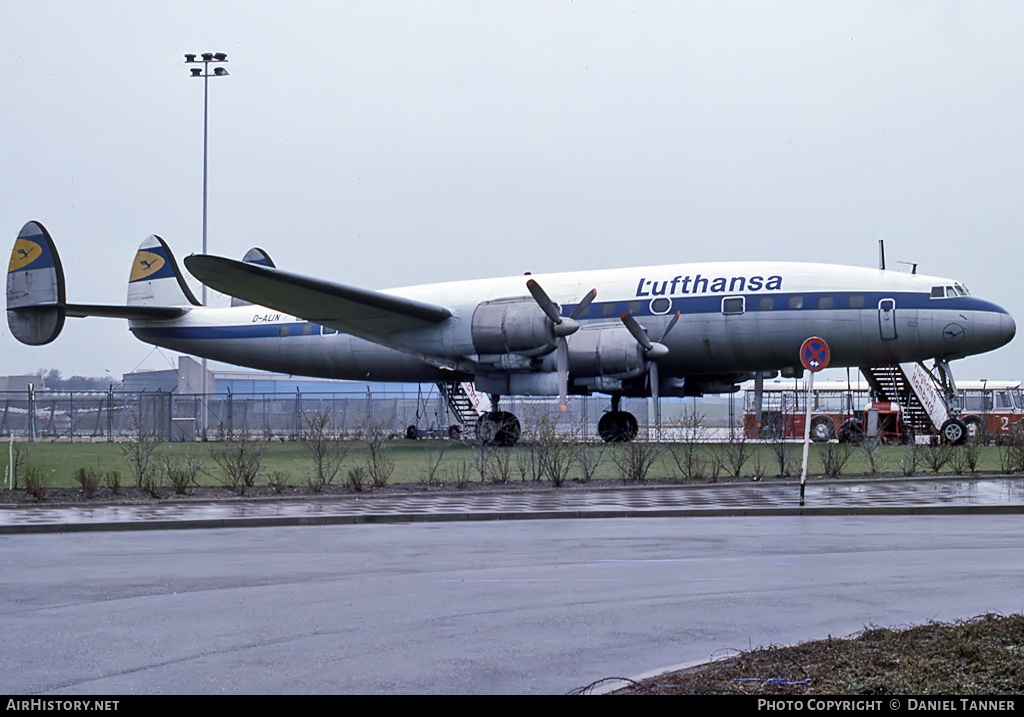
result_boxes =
[107,386,114,442]
[28,383,36,442]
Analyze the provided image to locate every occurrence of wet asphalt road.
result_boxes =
[3,477,1024,694]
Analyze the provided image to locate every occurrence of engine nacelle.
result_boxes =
[471,298,554,357]
[568,326,646,379]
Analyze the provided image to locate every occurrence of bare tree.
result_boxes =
[303,405,349,491]
[119,409,161,488]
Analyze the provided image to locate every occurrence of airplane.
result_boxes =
[6,220,1016,445]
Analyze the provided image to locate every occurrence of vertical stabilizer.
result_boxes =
[230,247,276,307]
[7,221,66,345]
[127,235,200,308]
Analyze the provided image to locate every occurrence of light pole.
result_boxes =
[185,52,228,439]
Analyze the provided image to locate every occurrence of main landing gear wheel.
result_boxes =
[475,411,521,447]
[598,411,639,443]
[940,417,967,445]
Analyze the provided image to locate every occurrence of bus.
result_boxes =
[743,378,1024,442]
[953,380,1024,439]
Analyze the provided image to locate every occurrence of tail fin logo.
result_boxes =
[9,239,43,272]
[130,250,166,282]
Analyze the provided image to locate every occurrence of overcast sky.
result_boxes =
[3,1,1023,386]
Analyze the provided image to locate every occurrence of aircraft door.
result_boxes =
[878,298,897,340]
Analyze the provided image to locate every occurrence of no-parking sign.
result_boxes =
[799,337,830,372]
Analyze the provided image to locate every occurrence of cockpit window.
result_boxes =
[932,285,966,298]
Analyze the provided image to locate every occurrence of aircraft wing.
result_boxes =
[184,255,453,337]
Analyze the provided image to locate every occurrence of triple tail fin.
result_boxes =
[6,221,191,346]
[7,221,67,345]
[230,247,276,307]
[127,235,201,308]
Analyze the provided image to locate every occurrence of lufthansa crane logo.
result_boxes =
[129,250,166,282]
[942,323,966,344]
[9,239,43,272]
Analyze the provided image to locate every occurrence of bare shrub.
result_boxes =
[444,459,472,488]
[5,442,29,490]
[476,444,514,484]
[209,431,264,495]
[534,415,579,487]
[923,442,953,474]
[73,466,101,499]
[23,466,46,502]
[997,423,1024,473]
[162,450,204,495]
[575,443,604,483]
[103,470,122,495]
[818,441,854,478]
[898,441,925,477]
[860,440,887,478]
[361,418,395,488]
[611,441,662,483]
[665,410,720,482]
[267,471,289,494]
[346,466,367,492]
[722,432,754,479]
[420,441,449,485]
[119,409,161,488]
[303,406,350,492]
[949,441,982,474]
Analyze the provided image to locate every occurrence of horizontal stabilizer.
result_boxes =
[7,221,190,346]
[185,254,452,337]
[65,304,188,320]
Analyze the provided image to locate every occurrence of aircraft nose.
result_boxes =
[973,307,1016,354]
[1001,311,1016,346]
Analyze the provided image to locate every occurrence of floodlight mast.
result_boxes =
[185,52,228,439]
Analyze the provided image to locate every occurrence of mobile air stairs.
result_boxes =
[859,361,967,444]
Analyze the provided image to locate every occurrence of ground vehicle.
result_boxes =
[743,379,869,442]
[953,380,1024,439]
[744,378,1024,443]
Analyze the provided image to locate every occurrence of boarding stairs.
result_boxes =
[437,381,489,426]
[860,363,951,435]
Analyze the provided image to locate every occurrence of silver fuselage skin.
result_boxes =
[127,261,1016,395]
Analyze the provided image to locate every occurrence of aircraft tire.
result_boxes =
[598,411,638,443]
[406,425,419,440]
[475,411,520,447]
[941,418,967,445]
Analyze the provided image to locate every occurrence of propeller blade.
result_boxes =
[620,312,653,351]
[557,338,568,411]
[569,288,597,320]
[660,310,681,342]
[526,279,563,325]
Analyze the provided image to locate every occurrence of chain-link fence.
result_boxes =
[0,387,695,442]
[0,385,761,442]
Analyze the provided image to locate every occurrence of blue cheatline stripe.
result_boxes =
[568,291,1008,320]
[128,292,1006,343]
